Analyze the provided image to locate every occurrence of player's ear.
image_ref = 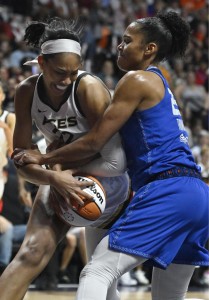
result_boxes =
[37,55,44,69]
[144,42,157,55]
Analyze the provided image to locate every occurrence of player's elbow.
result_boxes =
[87,138,103,155]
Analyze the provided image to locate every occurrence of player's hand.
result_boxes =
[49,170,94,207]
[12,148,44,166]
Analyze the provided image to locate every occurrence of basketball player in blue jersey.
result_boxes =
[0,17,131,300]
[15,11,209,300]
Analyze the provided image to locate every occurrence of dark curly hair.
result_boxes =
[24,17,83,49]
[135,11,191,63]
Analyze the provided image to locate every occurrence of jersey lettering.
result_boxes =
[58,119,67,128]
[67,116,77,126]
[168,88,186,132]
[43,116,77,128]
[41,116,76,143]
[61,131,74,144]
[168,88,181,116]
[43,116,55,125]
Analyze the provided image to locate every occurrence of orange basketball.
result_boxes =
[50,175,106,226]
[70,197,102,221]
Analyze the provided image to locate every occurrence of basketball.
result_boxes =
[50,175,106,226]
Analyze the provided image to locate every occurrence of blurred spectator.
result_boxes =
[174,70,208,131]
[0,158,33,271]
[195,58,208,87]
[191,129,209,163]
[179,0,206,12]
[0,41,12,66]
[79,7,97,72]
[0,82,15,199]
[58,227,87,284]
[0,66,10,93]
[0,157,33,275]
[8,41,37,69]
[2,77,17,112]
[95,59,118,92]
[0,215,26,275]
[51,0,70,18]
[0,17,14,42]
[198,145,209,181]
[0,0,208,288]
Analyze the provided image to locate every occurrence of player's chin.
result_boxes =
[52,84,67,95]
[117,57,128,72]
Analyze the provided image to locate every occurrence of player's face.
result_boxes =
[117,23,147,72]
[39,53,81,96]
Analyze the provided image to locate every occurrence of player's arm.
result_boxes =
[17,74,127,176]
[15,71,143,166]
[13,77,94,204]
[12,76,75,187]
[64,74,127,176]
[12,76,55,185]
[6,111,33,206]
[47,74,108,171]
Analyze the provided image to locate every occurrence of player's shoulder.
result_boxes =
[117,70,146,90]
[15,74,39,106]
[16,74,39,93]
[79,72,108,89]
[119,69,160,91]
[124,70,151,82]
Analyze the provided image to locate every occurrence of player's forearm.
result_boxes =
[42,138,97,166]
[42,133,127,178]
[16,164,56,186]
[78,134,127,177]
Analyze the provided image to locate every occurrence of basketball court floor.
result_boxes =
[23,285,209,300]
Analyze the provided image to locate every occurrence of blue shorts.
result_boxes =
[108,177,209,269]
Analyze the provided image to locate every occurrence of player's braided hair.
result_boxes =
[135,11,191,63]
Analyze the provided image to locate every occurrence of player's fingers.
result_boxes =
[11,148,24,159]
[69,193,85,206]
[78,180,94,188]
[63,197,76,210]
[13,153,26,166]
[76,189,94,201]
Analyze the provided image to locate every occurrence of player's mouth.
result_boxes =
[55,84,68,91]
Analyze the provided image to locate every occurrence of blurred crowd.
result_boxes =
[0,0,208,173]
[0,0,208,290]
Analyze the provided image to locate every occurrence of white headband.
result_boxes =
[41,39,81,56]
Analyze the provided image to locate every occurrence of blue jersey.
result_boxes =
[108,67,208,270]
[120,66,200,191]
